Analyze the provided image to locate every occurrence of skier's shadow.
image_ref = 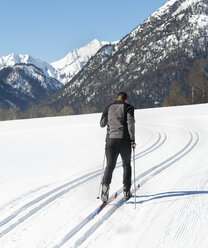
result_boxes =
[126,190,208,205]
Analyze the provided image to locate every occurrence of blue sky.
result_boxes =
[1,0,166,63]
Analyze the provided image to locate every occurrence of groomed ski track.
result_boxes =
[53,129,199,248]
[0,104,208,248]
[0,128,164,239]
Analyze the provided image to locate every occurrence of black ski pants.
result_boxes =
[102,138,132,189]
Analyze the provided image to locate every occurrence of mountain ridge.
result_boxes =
[51,39,112,84]
[0,39,110,112]
[39,0,208,115]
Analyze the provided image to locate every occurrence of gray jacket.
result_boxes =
[100,100,135,142]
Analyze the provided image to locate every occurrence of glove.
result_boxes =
[131,141,136,149]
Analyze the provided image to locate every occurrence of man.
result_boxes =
[100,92,136,203]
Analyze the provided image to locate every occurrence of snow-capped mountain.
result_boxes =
[51,39,112,84]
[0,39,112,111]
[40,0,208,115]
[0,53,58,80]
[0,40,110,110]
[0,54,62,109]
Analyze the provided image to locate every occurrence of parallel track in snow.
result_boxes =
[0,129,166,239]
[54,129,199,248]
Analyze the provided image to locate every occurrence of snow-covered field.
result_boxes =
[0,103,208,248]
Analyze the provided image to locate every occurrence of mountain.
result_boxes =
[0,54,62,110]
[0,39,111,113]
[40,0,208,114]
[51,39,111,85]
[0,53,59,80]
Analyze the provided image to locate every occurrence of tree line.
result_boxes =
[163,59,208,106]
[0,59,208,121]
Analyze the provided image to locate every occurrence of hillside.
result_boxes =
[51,39,111,85]
[40,0,208,115]
[0,54,62,110]
[0,40,109,114]
[0,103,208,247]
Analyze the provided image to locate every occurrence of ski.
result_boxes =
[92,192,117,218]
[92,184,140,219]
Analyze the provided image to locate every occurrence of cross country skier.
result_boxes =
[100,92,136,203]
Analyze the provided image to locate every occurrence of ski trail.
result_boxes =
[0,131,161,228]
[139,131,199,187]
[0,130,165,239]
[39,131,166,248]
[0,172,101,239]
[74,131,199,248]
[56,130,198,248]
[0,171,100,228]
[0,129,161,221]
[0,184,51,212]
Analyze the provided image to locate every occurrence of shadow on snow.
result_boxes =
[126,190,208,205]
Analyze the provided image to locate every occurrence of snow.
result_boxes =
[101,45,117,63]
[3,64,61,97]
[51,39,110,84]
[0,53,58,81]
[149,0,203,20]
[150,0,179,18]
[0,103,208,247]
[4,100,16,108]
[0,39,110,87]
[130,0,207,40]
[126,53,135,63]
[125,0,208,77]
[175,0,204,15]
[189,14,208,28]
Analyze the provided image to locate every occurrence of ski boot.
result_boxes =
[101,184,109,203]
[123,186,132,201]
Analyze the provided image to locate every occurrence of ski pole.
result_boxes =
[97,151,106,199]
[133,147,136,209]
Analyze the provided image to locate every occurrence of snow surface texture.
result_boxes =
[0,103,208,248]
